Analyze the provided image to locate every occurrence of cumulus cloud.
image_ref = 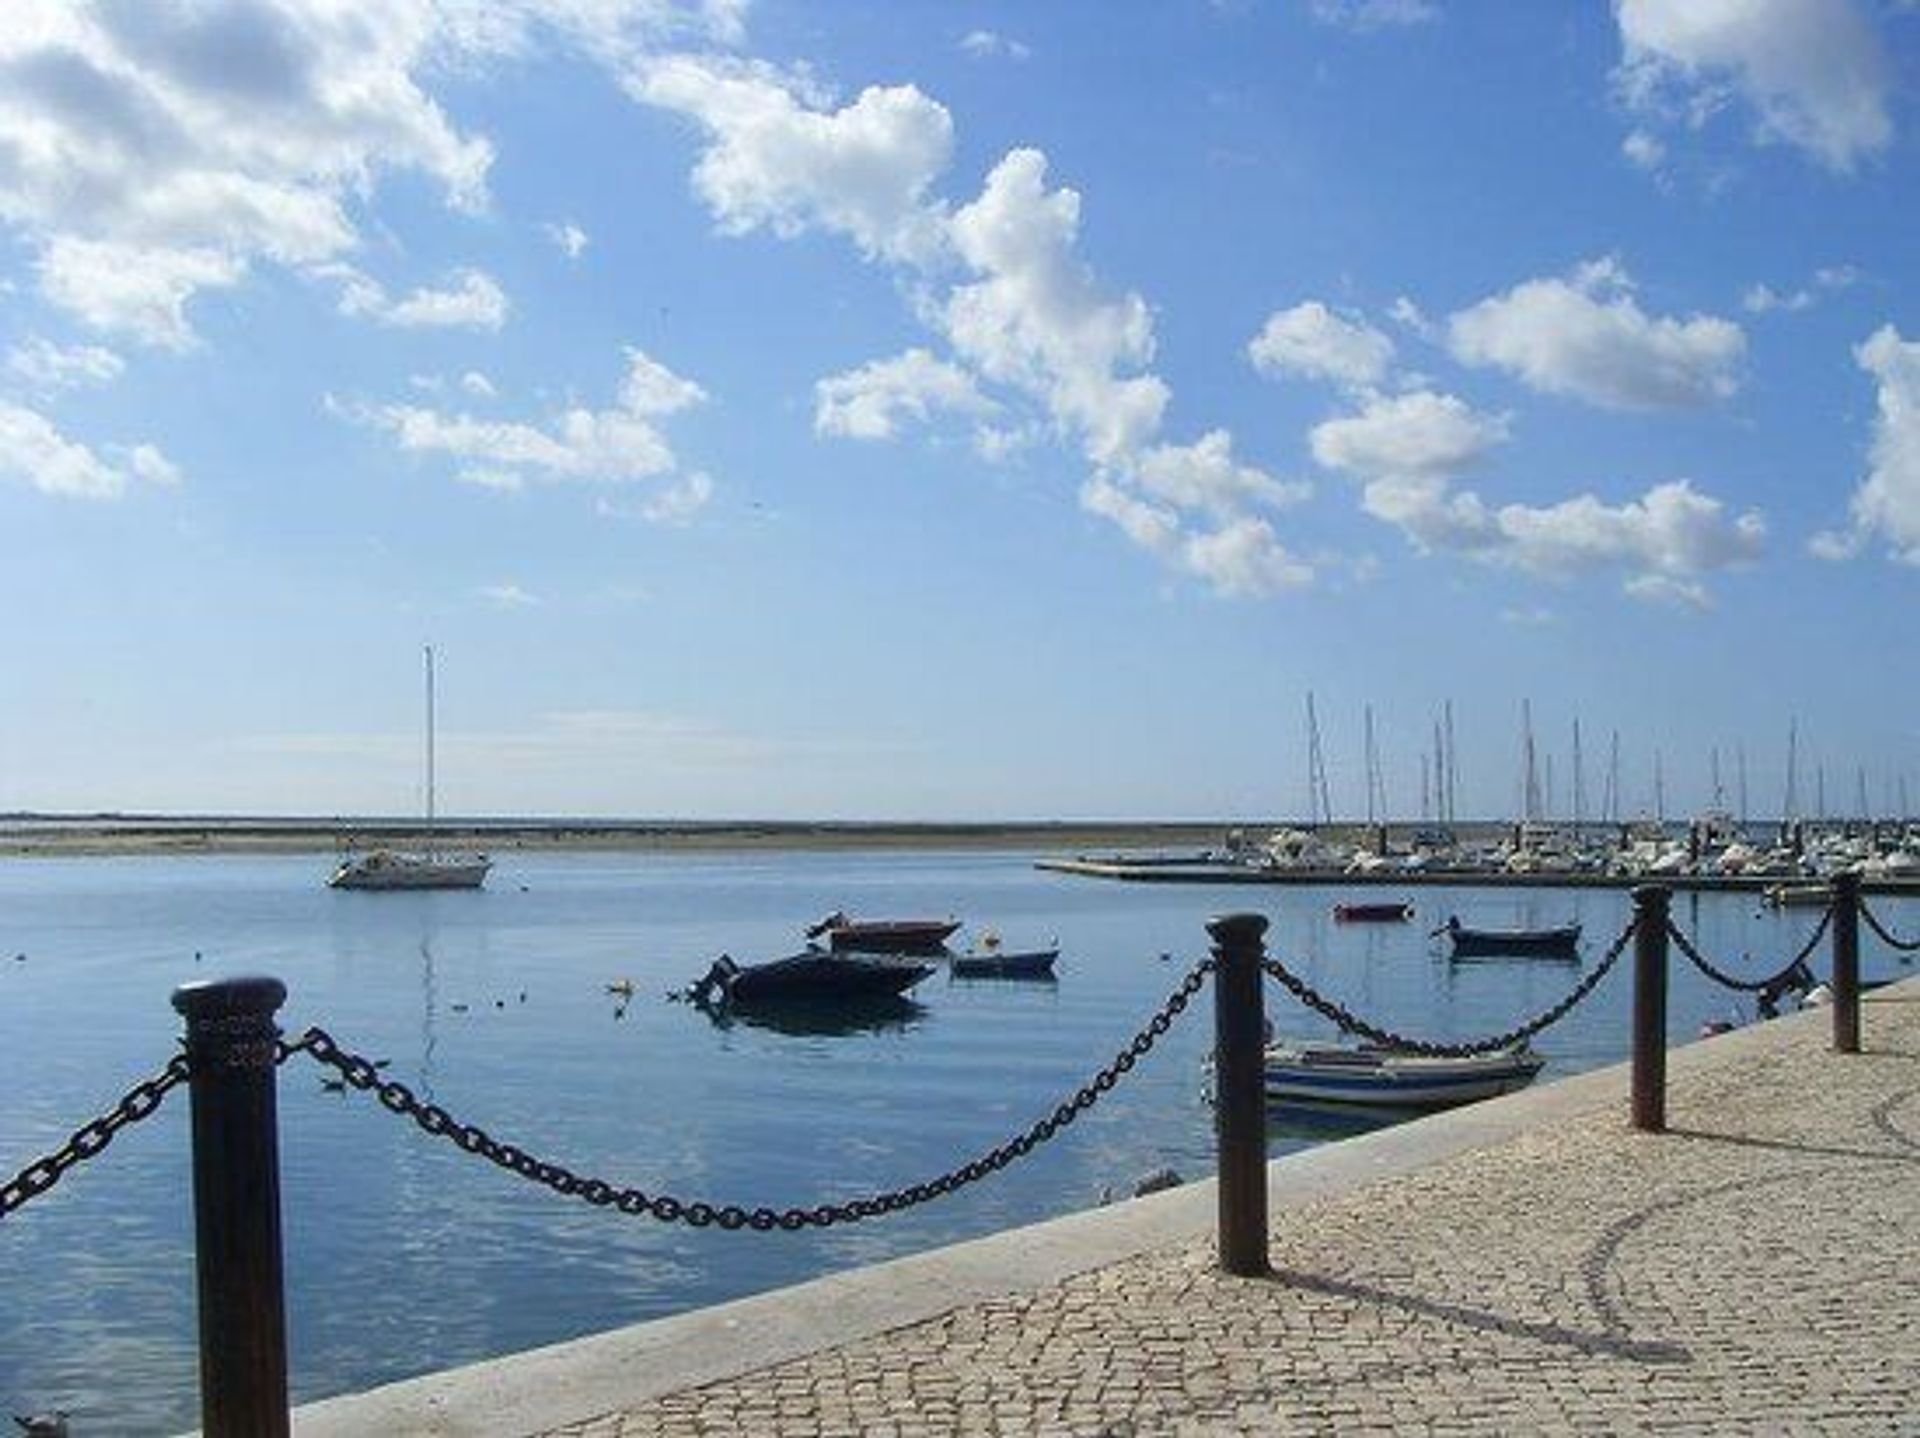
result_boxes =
[813,348,995,440]
[480,582,539,607]
[634,62,1306,593]
[1813,325,1920,564]
[1248,302,1395,389]
[331,266,510,331]
[348,347,708,501]
[0,400,179,498]
[6,335,125,391]
[635,56,955,266]
[0,1,504,342]
[1621,128,1668,170]
[1614,0,1893,172]
[1311,391,1509,479]
[1447,258,1745,410]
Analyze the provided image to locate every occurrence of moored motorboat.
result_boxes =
[1334,901,1414,923]
[950,946,1059,979]
[1437,916,1581,959]
[805,911,961,953]
[1263,1041,1544,1109]
[689,950,934,1006]
[1761,882,1830,908]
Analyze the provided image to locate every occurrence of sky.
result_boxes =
[0,0,1914,824]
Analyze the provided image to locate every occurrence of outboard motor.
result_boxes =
[688,954,740,1008]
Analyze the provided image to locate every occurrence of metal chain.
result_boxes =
[1666,909,1829,993]
[283,958,1214,1231]
[0,1054,191,1219]
[1260,919,1635,1058]
[1859,899,1920,953]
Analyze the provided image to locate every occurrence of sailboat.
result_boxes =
[328,646,491,891]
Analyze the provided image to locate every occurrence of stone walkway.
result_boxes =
[543,990,1919,1436]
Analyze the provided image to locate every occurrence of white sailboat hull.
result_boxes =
[328,851,491,890]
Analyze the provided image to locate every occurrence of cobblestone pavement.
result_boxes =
[546,995,1920,1436]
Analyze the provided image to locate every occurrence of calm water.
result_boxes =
[1,849,1910,1434]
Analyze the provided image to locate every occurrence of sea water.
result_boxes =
[0,848,1907,1434]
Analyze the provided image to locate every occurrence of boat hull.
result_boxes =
[821,920,961,954]
[1334,902,1414,922]
[328,852,491,890]
[1443,921,1580,958]
[949,948,1058,979]
[1263,1045,1543,1109]
[721,951,935,1003]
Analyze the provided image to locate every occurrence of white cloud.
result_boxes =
[1080,475,1180,556]
[1180,516,1314,596]
[813,348,995,440]
[1134,430,1311,518]
[331,266,509,331]
[1814,325,1920,564]
[1743,282,1813,314]
[1310,0,1439,30]
[1621,128,1668,170]
[960,30,1031,61]
[37,239,245,350]
[1311,390,1509,479]
[0,1,498,342]
[545,221,590,259]
[352,347,707,495]
[0,400,179,498]
[1360,472,1764,603]
[1447,258,1744,410]
[6,335,125,391]
[635,56,955,266]
[460,371,497,399]
[1615,0,1893,171]
[945,149,1167,467]
[639,470,713,523]
[1247,302,1395,389]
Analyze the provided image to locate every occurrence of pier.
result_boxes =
[291,977,1919,1435]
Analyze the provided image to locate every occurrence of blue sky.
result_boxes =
[0,0,1914,822]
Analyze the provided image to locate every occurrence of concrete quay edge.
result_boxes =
[286,983,1905,1438]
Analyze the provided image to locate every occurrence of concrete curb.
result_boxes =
[287,990,1883,1437]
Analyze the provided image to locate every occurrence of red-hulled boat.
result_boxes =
[805,911,961,953]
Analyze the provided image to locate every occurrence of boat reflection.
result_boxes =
[1263,1098,1423,1141]
[693,993,930,1037]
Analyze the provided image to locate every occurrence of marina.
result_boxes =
[2,842,1913,1434]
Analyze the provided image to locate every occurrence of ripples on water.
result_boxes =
[0,849,1910,1434]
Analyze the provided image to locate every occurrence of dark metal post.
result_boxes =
[1830,870,1860,1055]
[172,977,291,1438]
[1630,886,1670,1133]
[1209,913,1268,1276]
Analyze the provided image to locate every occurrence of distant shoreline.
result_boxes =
[0,817,1240,858]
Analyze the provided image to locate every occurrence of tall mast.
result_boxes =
[1654,748,1665,825]
[1711,746,1723,812]
[1306,692,1332,826]
[1444,699,1458,823]
[1737,744,1749,829]
[424,644,436,841]
[1783,718,1799,823]
[1857,765,1870,822]
[1606,729,1621,825]
[1521,699,1540,824]
[1572,719,1585,834]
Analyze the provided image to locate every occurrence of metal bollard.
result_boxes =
[1630,886,1670,1133]
[171,977,292,1438]
[1208,913,1269,1276]
[1830,870,1860,1054]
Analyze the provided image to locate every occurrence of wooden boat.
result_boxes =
[1437,916,1580,959]
[950,946,1059,979]
[689,951,934,1006]
[1334,901,1414,923]
[805,911,961,953]
[1263,1041,1543,1109]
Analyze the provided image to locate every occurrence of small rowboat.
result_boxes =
[1263,1042,1544,1109]
[1334,901,1414,923]
[1761,882,1830,909]
[805,911,961,953]
[950,946,1059,979]
[1437,916,1581,959]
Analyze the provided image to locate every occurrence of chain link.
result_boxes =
[1,1054,191,1219]
[1859,898,1920,953]
[285,958,1213,1230]
[1666,909,1828,993]
[1260,919,1634,1058]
